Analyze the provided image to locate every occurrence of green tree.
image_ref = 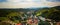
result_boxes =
[0,22,11,25]
[0,17,9,21]
[36,6,60,22]
[7,12,21,23]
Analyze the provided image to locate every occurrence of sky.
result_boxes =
[0,0,60,8]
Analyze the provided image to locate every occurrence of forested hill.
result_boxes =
[36,6,60,22]
[0,6,60,17]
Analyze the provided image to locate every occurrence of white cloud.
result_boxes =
[0,0,60,8]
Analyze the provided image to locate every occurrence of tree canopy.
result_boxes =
[36,6,60,22]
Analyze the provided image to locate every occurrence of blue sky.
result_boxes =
[0,0,60,2]
[47,0,60,2]
[0,0,7,2]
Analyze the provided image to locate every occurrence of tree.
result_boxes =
[36,6,60,22]
[0,17,9,21]
[36,8,49,17]
[7,12,22,23]
[0,22,11,25]
[47,8,60,22]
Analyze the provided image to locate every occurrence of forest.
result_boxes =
[0,6,60,25]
